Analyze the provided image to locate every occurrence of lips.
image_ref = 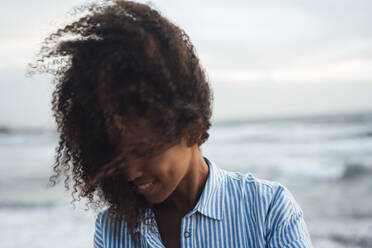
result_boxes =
[135,180,155,194]
[137,181,153,190]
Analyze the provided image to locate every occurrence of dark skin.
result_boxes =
[124,135,209,247]
[152,146,209,248]
[153,208,183,248]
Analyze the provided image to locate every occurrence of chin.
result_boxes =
[146,196,165,204]
[146,193,170,204]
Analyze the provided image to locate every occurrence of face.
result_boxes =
[122,138,196,204]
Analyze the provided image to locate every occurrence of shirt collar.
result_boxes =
[134,156,226,236]
[190,156,225,221]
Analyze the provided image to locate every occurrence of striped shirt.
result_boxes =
[94,157,313,247]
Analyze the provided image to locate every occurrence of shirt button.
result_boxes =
[184,231,190,238]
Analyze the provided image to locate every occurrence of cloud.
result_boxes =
[1,0,371,83]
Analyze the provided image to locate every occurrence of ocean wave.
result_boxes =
[0,201,56,210]
[330,233,372,248]
[0,125,55,134]
[213,111,372,127]
[342,162,372,180]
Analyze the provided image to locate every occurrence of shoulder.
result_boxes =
[95,208,131,230]
[220,168,312,244]
[221,168,283,200]
[95,208,110,226]
[94,208,139,247]
[94,208,131,238]
[219,168,302,220]
[94,208,111,237]
[94,209,108,248]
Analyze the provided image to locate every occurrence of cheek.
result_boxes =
[152,162,183,186]
[148,145,192,187]
[166,162,189,187]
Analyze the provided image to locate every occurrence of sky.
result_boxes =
[1,0,372,127]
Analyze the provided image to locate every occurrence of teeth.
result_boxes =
[137,182,153,190]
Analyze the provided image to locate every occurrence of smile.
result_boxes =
[136,181,155,194]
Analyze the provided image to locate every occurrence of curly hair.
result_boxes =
[28,0,213,233]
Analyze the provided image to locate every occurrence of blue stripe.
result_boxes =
[93,157,313,247]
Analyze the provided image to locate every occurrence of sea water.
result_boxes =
[1,112,372,248]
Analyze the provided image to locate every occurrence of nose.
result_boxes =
[126,163,144,182]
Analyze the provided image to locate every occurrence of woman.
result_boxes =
[29,0,313,247]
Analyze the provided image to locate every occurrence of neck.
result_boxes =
[155,147,209,215]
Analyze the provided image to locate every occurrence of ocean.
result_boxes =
[1,111,372,247]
